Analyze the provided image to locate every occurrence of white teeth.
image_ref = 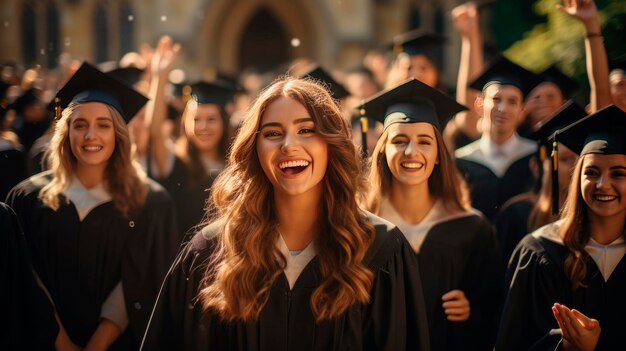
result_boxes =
[595,195,617,201]
[278,160,310,169]
[401,162,423,169]
[83,145,102,151]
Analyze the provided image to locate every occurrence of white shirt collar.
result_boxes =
[479,133,520,159]
[277,234,317,290]
[457,134,536,177]
[62,178,112,221]
[379,198,477,253]
[586,236,626,282]
[532,221,626,282]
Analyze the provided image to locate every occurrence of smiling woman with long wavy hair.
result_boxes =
[141,77,430,351]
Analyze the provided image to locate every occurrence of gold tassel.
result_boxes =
[182,85,192,105]
[360,107,368,133]
[551,141,558,172]
[54,97,61,120]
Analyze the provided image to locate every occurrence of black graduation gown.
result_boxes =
[0,146,27,201]
[417,214,503,351]
[455,154,534,221]
[1,202,58,351]
[494,196,533,267]
[496,230,626,350]
[159,157,220,238]
[6,173,179,350]
[140,214,431,351]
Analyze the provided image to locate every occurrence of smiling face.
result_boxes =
[581,153,626,220]
[68,102,116,172]
[524,82,565,127]
[385,122,438,187]
[256,96,328,198]
[479,83,525,140]
[185,103,225,153]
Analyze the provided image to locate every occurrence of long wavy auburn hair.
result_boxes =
[199,77,375,322]
[39,102,148,217]
[364,125,470,214]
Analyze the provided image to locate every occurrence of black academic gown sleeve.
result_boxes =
[362,215,431,351]
[159,157,219,239]
[495,234,569,351]
[1,202,58,351]
[122,179,181,344]
[0,148,27,201]
[141,213,430,351]
[494,198,533,268]
[416,215,502,351]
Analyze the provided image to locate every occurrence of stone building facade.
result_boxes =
[0,0,466,85]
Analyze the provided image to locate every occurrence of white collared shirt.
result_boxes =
[455,134,536,177]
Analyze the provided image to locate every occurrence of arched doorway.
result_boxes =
[239,7,289,72]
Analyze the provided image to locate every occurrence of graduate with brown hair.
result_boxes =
[141,77,430,350]
[361,78,501,350]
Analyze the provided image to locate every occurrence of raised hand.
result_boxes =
[150,36,181,80]
[552,303,601,351]
[442,289,471,322]
[557,0,600,29]
[452,2,480,38]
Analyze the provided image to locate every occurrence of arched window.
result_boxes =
[239,7,289,72]
[46,2,60,68]
[21,2,37,67]
[119,1,135,56]
[94,2,109,62]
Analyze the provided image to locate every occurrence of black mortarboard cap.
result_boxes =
[188,81,237,108]
[469,55,542,99]
[548,104,625,214]
[533,101,586,208]
[533,100,586,146]
[10,88,40,114]
[106,66,144,87]
[49,62,148,123]
[609,54,626,73]
[357,78,467,131]
[538,66,579,98]
[555,104,626,156]
[392,29,445,58]
[300,65,350,100]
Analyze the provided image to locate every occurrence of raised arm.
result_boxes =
[145,36,181,177]
[451,1,484,140]
[557,0,612,112]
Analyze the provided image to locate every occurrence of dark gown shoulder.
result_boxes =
[496,228,570,351]
[1,202,57,351]
[455,155,534,221]
[417,213,502,351]
[495,195,534,267]
[141,213,430,351]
